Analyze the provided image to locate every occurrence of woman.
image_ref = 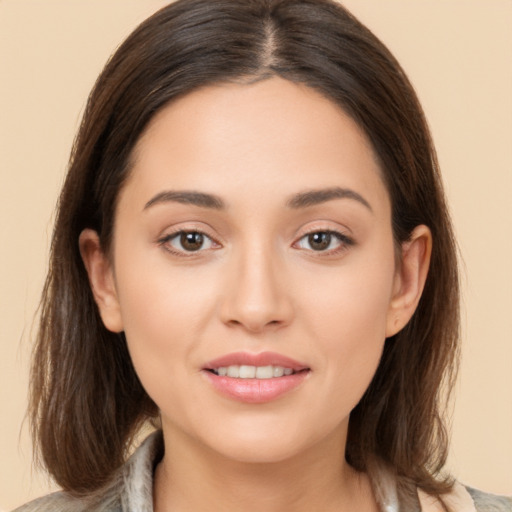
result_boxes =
[14,0,511,511]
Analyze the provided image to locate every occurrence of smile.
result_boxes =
[203,352,310,403]
[210,365,295,379]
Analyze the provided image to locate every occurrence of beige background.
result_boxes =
[1,0,511,509]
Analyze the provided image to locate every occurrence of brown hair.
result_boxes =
[30,0,459,502]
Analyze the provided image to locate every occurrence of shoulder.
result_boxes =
[466,487,512,512]
[418,482,512,512]
[11,491,120,512]
[12,430,163,512]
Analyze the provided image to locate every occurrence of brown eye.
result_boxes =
[161,230,217,254]
[180,232,204,251]
[294,230,353,254]
[307,232,332,251]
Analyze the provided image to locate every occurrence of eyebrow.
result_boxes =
[286,187,372,212]
[143,186,371,212]
[144,190,225,210]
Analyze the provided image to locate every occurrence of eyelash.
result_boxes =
[293,229,354,256]
[158,230,220,256]
[158,228,354,257]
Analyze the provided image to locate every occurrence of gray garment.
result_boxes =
[467,488,512,512]
[12,432,164,512]
[12,431,511,512]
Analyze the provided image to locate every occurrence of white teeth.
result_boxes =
[273,366,284,377]
[213,365,295,379]
[255,365,273,379]
[239,365,256,378]
[227,365,239,378]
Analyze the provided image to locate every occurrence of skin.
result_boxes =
[80,77,431,512]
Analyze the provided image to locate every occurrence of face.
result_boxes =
[85,77,420,464]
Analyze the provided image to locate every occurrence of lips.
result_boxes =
[204,351,309,371]
[202,351,310,403]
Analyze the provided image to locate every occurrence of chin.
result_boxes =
[194,415,342,465]
[209,435,308,465]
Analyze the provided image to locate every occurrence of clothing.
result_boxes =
[13,431,511,512]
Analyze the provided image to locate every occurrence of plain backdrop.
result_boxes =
[1,1,511,510]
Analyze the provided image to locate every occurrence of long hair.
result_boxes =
[30,0,459,499]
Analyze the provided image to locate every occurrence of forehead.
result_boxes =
[123,77,388,212]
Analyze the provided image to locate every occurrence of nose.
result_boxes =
[219,243,294,333]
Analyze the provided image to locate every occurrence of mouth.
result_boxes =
[202,352,311,403]
[208,365,303,379]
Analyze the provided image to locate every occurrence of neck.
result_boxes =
[153,424,378,512]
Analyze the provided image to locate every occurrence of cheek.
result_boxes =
[111,246,220,386]
[303,253,396,342]
[298,248,396,397]
[115,231,218,323]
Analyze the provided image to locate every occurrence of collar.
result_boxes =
[117,430,475,512]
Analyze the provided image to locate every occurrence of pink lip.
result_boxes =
[202,351,310,404]
[204,351,308,371]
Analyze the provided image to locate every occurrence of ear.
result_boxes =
[386,225,432,337]
[79,229,124,333]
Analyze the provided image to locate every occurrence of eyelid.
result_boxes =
[157,225,222,256]
[155,222,354,257]
[292,224,355,255]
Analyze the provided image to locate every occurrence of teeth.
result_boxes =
[239,365,256,378]
[213,365,295,379]
[273,366,284,377]
[255,365,273,379]
[227,365,239,378]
